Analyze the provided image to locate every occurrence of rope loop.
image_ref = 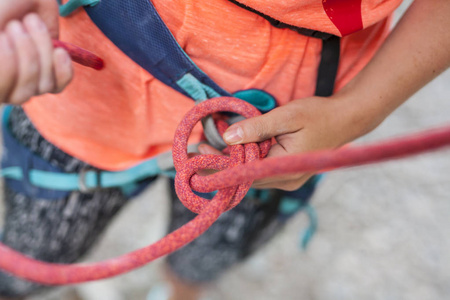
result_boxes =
[173,97,271,214]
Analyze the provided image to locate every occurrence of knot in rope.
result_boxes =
[173,97,271,214]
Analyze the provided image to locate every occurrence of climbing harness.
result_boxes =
[3,0,335,246]
[1,0,449,285]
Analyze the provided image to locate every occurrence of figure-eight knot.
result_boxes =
[173,97,271,214]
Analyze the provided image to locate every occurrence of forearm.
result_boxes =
[336,0,450,138]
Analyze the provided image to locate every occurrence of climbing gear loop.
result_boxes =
[172,97,271,214]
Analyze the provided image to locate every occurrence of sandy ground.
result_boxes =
[1,1,449,299]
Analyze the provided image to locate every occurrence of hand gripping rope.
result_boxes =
[0,47,449,285]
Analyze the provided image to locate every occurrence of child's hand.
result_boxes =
[199,95,367,191]
[200,0,450,192]
[0,1,73,104]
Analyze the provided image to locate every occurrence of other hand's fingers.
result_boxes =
[52,47,73,93]
[251,144,309,190]
[5,20,39,104]
[252,173,312,191]
[0,33,17,103]
[198,144,223,155]
[197,144,224,176]
[0,0,60,39]
[23,13,55,94]
[223,104,301,145]
[35,0,60,39]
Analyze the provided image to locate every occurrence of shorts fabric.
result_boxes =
[0,107,316,297]
[0,107,131,297]
[167,182,285,283]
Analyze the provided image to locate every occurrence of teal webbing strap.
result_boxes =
[176,73,221,101]
[0,167,23,181]
[0,159,162,192]
[176,74,278,150]
[177,73,228,149]
[301,204,318,250]
[277,196,319,250]
[59,0,100,17]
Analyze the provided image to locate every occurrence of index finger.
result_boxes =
[223,104,302,145]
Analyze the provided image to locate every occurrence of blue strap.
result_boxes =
[84,0,231,100]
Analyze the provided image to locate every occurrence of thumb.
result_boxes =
[222,106,300,145]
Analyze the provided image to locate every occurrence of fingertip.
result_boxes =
[23,13,48,33]
[5,20,22,33]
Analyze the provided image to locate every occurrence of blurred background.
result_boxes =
[1,0,449,299]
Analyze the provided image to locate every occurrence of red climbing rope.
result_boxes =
[0,97,449,285]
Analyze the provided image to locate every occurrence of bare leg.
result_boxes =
[164,266,204,300]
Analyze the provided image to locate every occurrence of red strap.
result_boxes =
[323,0,363,36]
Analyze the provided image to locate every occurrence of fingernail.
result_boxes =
[223,126,243,144]
[26,14,46,31]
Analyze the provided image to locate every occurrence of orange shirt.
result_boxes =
[24,0,402,171]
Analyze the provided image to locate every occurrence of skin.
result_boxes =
[165,266,203,300]
[0,0,72,105]
[198,0,450,192]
